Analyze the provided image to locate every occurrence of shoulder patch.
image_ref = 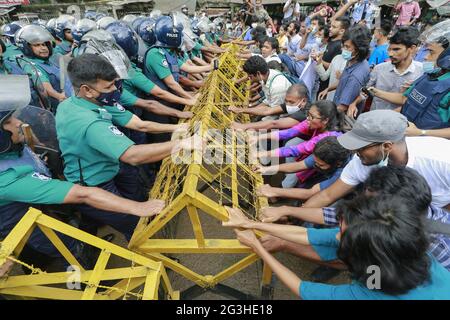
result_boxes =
[162,59,169,67]
[109,125,124,136]
[31,172,51,181]
[116,104,126,112]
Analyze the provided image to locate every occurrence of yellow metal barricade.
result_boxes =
[129,44,272,295]
[0,208,179,300]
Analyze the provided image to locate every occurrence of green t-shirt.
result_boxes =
[0,152,73,207]
[55,96,135,186]
[123,62,156,98]
[21,56,51,84]
[3,43,23,61]
[404,72,450,123]
[144,47,184,81]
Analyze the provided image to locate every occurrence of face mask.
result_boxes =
[315,37,322,46]
[377,144,390,167]
[422,61,441,74]
[95,80,122,106]
[285,101,303,114]
[251,23,258,28]
[341,49,353,61]
[311,26,318,35]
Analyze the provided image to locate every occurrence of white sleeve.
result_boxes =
[283,0,291,10]
[340,156,373,186]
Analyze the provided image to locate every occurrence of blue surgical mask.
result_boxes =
[341,49,353,61]
[422,61,441,74]
[377,144,389,167]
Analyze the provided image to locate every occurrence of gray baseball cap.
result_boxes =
[338,110,408,150]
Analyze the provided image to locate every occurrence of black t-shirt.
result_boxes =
[280,102,309,122]
[322,39,342,63]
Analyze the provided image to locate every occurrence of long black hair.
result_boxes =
[311,100,345,132]
[336,194,431,296]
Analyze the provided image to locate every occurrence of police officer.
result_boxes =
[143,15,212,103]
[0,22,24,61]
[369,20,450,139]
[15,24,74,112]
[53,15,76,56]
[107,22,196,117]
[0,38,44,108]
[71,18,97,57]
[0,75,165,266]
[55,54,199,240]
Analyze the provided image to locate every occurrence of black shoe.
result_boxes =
[310,266,341,282]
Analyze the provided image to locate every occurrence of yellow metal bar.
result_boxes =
[0,208,39,265]
[104,277,146,300]
[0,286,109,300]
[142,271,160,300]
[0,266,150,288]
[190,192,229,221]
[145,253,210,288]
[186,205,205,247]
[37,224,85,271]
[129,194,187,248]
[211,254,260,286]
[12,225,34,258]
[138,239,253,254]
[31,212,161,270]
[262,262,273,286]
[81,250,111,300]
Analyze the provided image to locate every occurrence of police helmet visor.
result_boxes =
[12,105,59,151]
[80,39,131,79]
[16,25,54,45]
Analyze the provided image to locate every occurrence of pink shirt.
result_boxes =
[395,2,421,26]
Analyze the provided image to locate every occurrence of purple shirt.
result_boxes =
[275,120,342,158]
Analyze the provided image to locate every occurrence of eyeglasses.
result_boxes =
[307,112,322,120]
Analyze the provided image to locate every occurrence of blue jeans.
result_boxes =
[281,137,304,188]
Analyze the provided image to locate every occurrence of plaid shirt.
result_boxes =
[321,206,450,271]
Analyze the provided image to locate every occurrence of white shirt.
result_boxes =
[283,0,300,19]
[315,54,347,101]
[262,69,291,120]
[340,137,450,208]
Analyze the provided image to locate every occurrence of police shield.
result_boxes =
[0,75,31,113]
[13,105,59,152]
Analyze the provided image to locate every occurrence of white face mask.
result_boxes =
[285,101,302,114]
[251,23,258,28]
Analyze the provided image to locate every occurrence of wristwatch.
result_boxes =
[420,129,427,136]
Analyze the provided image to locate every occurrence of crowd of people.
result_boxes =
[0,0,449,300]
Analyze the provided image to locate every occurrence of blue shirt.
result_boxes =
[368,43,389,67]
[333,60,370,108]
[304,155,349,190]
[244,28,253,41]
[300,256,450,300]
[306,227,340,261]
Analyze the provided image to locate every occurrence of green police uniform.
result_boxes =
[123,62,156,98]
[21,57,51,84]
[190,41,204,59]
[145,47,184,81]
[3,43,23,61]
[404,73,450,123]
[55,96,135,186]
[0,152,73,207]
[53,40,72,56]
